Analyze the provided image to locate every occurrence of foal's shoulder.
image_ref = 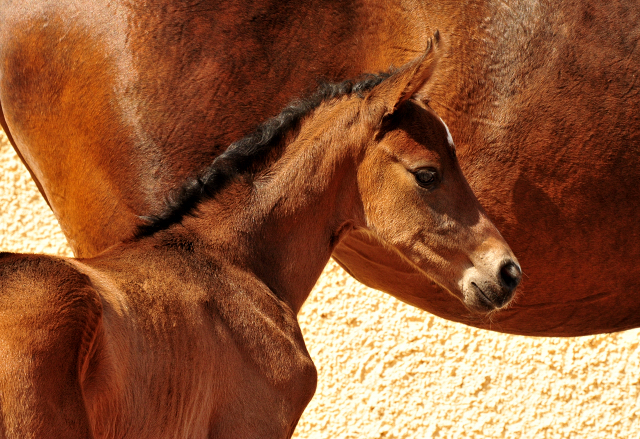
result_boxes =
[0,251,96,296]
[0,252,102,331]
[0,252,102,436]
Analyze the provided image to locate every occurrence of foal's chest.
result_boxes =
[88,267,317,438]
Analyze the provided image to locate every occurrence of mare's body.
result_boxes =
[0,51,520,438]
[1,0,639,335]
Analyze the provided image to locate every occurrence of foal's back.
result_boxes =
[0,243,314,438]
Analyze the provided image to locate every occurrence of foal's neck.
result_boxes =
[186,103,366,313]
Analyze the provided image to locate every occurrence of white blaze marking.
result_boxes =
[439,116,455,149]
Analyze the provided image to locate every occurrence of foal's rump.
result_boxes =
[0,253,101,439]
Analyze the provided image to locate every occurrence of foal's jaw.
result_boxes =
[406,203,522,314]
[387,223,522,314]
[381,231,522,314]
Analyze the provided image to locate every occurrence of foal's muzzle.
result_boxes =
[463,258,522,313]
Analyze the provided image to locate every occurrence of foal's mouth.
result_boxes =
[468,281,509,312]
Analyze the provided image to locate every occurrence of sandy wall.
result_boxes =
[1,130,639,438]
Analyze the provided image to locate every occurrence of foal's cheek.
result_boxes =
[359,152,436,233]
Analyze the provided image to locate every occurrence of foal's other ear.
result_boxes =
[367,31,440,120]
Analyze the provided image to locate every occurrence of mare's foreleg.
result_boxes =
[0,254,102,439]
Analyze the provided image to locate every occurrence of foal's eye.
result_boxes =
[413,168,439,189]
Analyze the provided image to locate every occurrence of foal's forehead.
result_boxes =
[398,100,457,159]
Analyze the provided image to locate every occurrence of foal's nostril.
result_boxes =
[499,261,522,291]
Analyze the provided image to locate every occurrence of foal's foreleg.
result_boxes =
[0,254,102,439]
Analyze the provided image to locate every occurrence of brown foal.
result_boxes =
[0,43,520,438]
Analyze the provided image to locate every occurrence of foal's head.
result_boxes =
[352,39,521,313]
[136,35,521,313]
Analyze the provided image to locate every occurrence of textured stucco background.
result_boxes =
[1,129,639,438]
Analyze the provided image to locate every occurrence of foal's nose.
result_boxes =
[495,260,522,307]
[500,261,522,291]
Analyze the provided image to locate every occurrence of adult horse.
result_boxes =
[0,0,639,336]
[0,51,520,438]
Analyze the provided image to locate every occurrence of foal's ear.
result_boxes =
[367,31,440,120]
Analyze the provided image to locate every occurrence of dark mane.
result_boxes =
[134,71,393,239]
